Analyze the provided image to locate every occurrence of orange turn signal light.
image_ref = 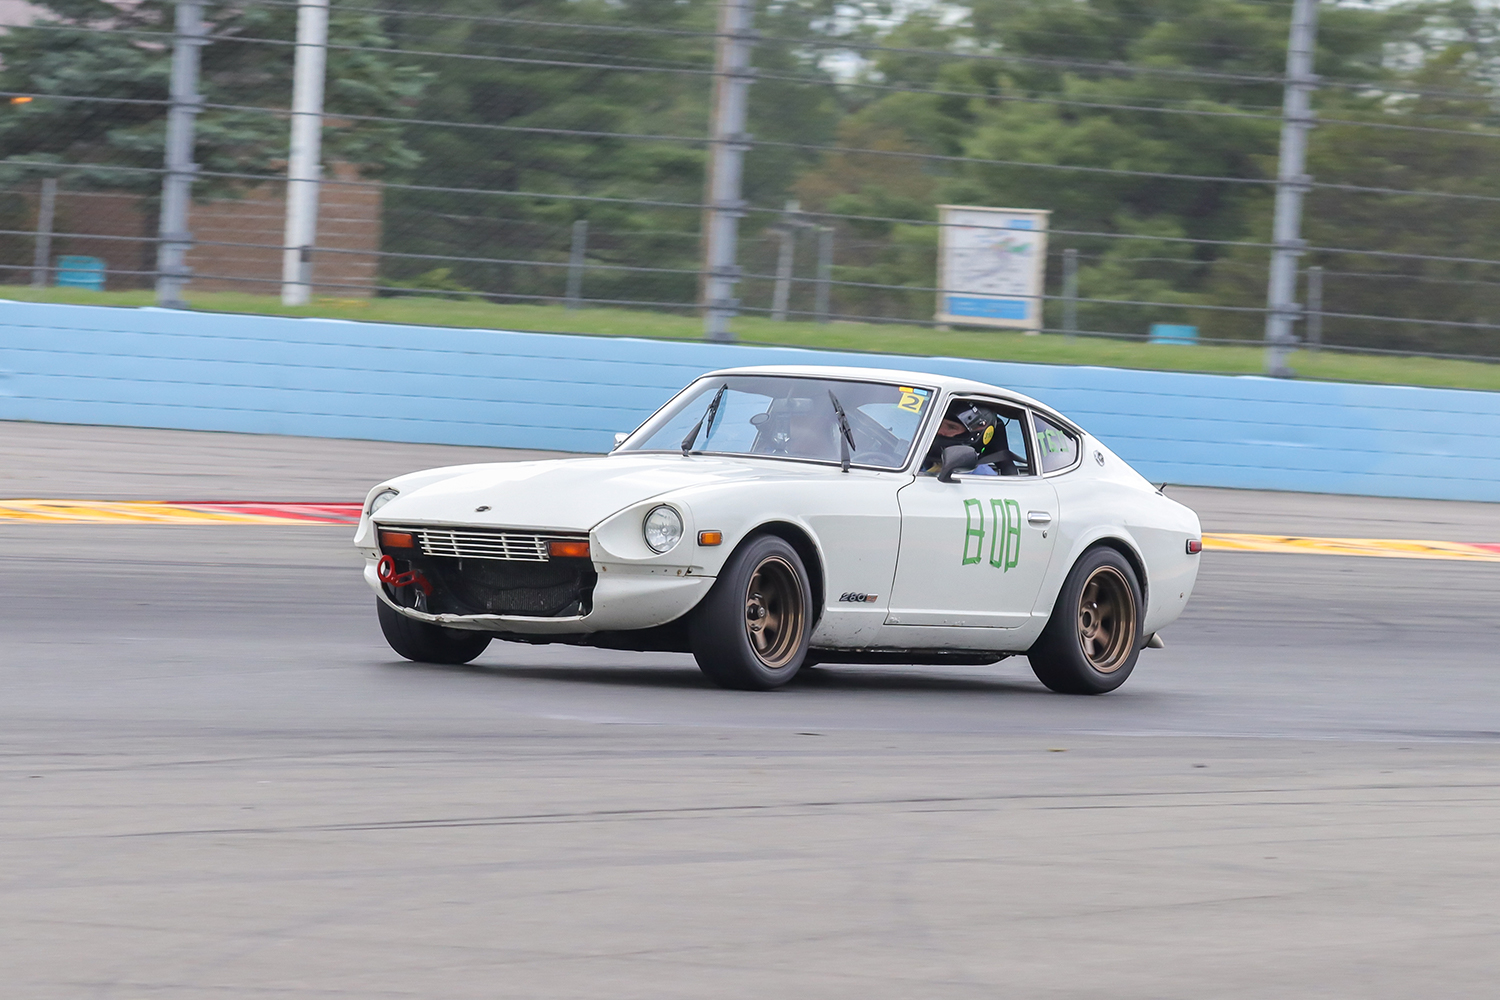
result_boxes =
[10,96,32,105]
[698,531,723,546]
[549,539,591,559]
[379,530,415,549]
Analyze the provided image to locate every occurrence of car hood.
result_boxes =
[372,453,812,531]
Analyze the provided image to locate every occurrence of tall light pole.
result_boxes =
[281,0,329,306]
[31,177,57,289]
[701,0,755,342]
[1264,0,1319,378]
[156,0,205,309]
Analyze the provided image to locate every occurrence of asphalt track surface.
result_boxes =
[4,422,1500,998]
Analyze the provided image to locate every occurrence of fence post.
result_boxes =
[1263,0,1319,378]
[281,0,329,306]
[1062,247,1078,339]
[156,0,205,309]
[566,219,588,309]
[701,0,754,342]
[30,177,57,289]
[771,199,797,321]
[815,226,833,323]
[1305,264,1323,352]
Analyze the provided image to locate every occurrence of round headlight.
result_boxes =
[643,505,683,554]
[368,488,399,515]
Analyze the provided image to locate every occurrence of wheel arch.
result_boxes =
[742,519,827,626]
[1080,535,1149,614]
[1038,529,1151,623]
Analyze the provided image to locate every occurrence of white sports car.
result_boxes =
[355,365,1202,694]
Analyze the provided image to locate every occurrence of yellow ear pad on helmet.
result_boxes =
[983,425,995,446]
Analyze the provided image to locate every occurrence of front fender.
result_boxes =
[655,474,905,647]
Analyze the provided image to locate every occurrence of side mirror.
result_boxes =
[936,445,978,483]
[612,432,628,450]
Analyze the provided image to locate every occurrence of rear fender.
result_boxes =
[1033,527,1150,623]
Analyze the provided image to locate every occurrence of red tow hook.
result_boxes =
[377,554,433,595]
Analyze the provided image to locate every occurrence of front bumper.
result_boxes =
[364,559,713,634]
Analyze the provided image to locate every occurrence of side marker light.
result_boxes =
[549,540,591,559]
[10,96,33,105]
[1186,538,1203,554]
[698,531,723,546]
[380,530,415,549]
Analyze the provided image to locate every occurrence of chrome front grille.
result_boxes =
[410,527,585,563]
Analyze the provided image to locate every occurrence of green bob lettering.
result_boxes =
[961,497,1021,571]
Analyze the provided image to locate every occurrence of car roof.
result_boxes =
[699,364,1079,432]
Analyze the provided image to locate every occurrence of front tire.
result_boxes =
[376,600,492,665]
[1028,547,1142,694]
[689,534,812,690]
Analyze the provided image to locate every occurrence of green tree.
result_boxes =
[789,0,1500,353]
[0,1,429,191]
[369,0,842,308]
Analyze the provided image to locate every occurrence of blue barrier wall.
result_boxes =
[2,300,1498,502]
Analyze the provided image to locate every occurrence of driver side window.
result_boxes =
[921,398,1035,477]
[989,411,1034,476]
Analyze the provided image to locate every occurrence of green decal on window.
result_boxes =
[962,498,985,565]
[1040,428,1073,456]
[988,498,1022,571]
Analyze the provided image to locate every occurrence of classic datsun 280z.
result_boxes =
[355,365,1202,694]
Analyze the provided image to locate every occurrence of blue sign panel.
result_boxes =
[947,296,1029,320]
[56,255,106,291]
[1149,323,1199,345]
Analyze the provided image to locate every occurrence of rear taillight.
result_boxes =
[1186,538,1203,554]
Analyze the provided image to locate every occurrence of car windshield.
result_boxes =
[620,375,936,470]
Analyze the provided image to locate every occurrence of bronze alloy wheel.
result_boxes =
[743,555,806,668]
[1077,565,1137,673]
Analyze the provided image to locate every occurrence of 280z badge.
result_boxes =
[839,592,879,603]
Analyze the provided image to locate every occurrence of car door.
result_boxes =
[886,408,1059,628]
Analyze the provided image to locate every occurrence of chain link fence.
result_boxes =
[2,0,1498,366]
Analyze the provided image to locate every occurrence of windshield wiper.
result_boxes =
[681,383,729,455]
[828,390,857,473]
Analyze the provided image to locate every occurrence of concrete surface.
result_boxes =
[0,420,568,501]
[2,423,1499,998]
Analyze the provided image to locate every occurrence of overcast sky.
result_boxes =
[0,1,40,27]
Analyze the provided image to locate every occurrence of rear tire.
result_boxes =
[376,600,492,665]
[1028,547,1142,694]
[689,534,812,690]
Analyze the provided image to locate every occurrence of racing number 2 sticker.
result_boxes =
[897,387,930,414]
[962,498,1021,572]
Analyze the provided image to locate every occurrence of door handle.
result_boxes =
[1027,511,1053,525]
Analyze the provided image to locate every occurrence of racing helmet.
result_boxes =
[937,404,1001,454]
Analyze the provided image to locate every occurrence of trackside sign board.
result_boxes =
[936,205,1050,332]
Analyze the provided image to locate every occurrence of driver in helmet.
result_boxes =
[923,403,1018,476]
